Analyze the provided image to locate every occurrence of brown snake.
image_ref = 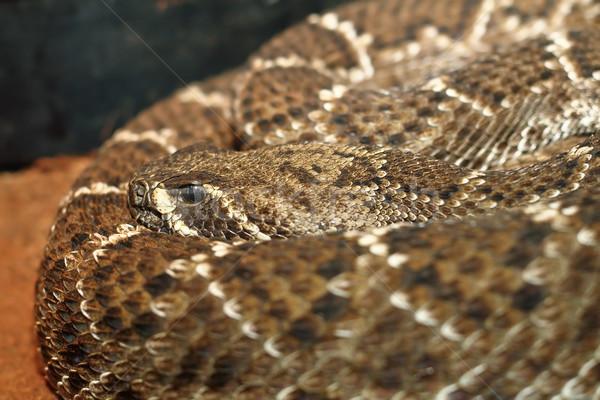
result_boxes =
[36,0,600,399]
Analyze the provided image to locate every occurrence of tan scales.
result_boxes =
[36,0,600,399]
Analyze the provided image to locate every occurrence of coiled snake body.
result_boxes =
[36,0,600,399]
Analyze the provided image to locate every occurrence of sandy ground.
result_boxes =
[0,155,90,400]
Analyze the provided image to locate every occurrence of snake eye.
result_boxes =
[180,184,206,204]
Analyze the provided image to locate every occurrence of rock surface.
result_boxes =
[0,0,350,169]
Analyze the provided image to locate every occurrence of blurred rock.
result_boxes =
[0,0,351,169]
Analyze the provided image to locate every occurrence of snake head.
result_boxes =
[127,144,275,241]
[129,176,211,235]
[129,175,275,240]
[130,141,442,241]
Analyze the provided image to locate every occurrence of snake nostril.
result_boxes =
[129,180,149,207]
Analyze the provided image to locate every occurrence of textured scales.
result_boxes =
[36,1,600,399]
[129,139,599,241]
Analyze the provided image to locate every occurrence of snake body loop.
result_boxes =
[36,1,600,399]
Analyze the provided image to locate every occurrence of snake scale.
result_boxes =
[36,0,600,399]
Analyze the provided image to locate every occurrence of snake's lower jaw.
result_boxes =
[133,208,168,232]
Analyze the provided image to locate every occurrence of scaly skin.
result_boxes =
[36,1,600,399]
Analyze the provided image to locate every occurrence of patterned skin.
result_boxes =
[36,1,600,399]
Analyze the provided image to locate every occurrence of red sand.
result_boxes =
[0,155,90,400]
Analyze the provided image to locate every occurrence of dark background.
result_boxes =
[0,0,353,169]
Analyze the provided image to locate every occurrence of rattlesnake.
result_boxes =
[35,0,600,399]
